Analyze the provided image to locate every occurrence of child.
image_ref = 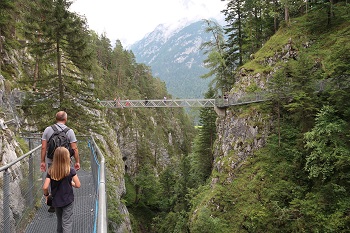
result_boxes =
[43,147,81,233]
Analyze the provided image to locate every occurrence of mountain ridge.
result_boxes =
[130,20,217,99]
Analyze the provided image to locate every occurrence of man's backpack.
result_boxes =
[47,124,73,159]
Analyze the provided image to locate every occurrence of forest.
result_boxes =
[0,0,350,232]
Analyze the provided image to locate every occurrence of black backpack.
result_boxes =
[47,124,73,159]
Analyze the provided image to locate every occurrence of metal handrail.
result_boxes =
[89,136,107,233]
[0,145,41,172]
[0,142,42,233]
[1,136,107,233]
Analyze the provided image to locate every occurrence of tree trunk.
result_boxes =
[285,6,289,23]
[0,29,2,72]
[328,0,334,25]
[278,101,281,147]
[237,4,243,66]
[57,41,63,107]
[274,0,278,33]
[33,58,39,90]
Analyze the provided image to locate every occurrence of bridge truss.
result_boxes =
[98,92,268,109]
[98,99,217,108]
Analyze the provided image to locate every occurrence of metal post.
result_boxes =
[3,169,11,233]
[28,139,34,208]
[98,158,107,233]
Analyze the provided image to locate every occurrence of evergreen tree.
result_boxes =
[22,0,98,132]
[200,19,232,94]
[304,105,350,181]
[189,87,217,185]
[222,0,246,67]
[0,0,15,73]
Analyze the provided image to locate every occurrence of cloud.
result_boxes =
[70,0,226,47]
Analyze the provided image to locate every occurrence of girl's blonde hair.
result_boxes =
[48,147,71,181]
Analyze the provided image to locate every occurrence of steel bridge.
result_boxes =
[0,136,107,233]
[98,92,268,109]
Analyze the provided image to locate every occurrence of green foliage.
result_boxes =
[0,0,19,76]
[20,0,99,133]
[187,88,217,187]
[107,183,123,225]
[200,20,233,94]
[189,207,229,233]
[134,164,161,207]
[152,211,189,233]
[123,175,137,206]
[188,3,350,233]
[15,136,29,154]
[304,105,350,180]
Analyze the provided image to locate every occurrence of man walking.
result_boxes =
[40,111,80,172]
[41,111,80,212]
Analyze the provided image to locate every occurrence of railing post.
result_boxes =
[3,169,11,233]
[98,158,107,233]
[28,139,34,208]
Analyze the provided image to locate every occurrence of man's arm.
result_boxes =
[71,142,80,170]
[40,140,47,172]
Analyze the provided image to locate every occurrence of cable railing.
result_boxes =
[0,135,107,233]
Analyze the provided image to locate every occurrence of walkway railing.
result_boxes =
[98,99,217,108]
[88,136,107,233]
[98,92,269,109]
[0,135,107,233]
[215,92,269,108]
[0,140,41,233]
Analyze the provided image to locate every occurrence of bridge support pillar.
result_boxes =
[214,106,226,116]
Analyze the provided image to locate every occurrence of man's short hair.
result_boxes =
[56,111,67,121]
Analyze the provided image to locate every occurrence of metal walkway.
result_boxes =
[0,136,107,233]
[24,169,96,233]
[98,92,268,109]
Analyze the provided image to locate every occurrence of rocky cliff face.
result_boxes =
[113,110,188,177]
[212,38,299,184]
[0,75,27,232]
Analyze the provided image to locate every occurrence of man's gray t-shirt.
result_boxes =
[42,123,77,143]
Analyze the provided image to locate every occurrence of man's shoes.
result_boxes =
[48,206,55,213]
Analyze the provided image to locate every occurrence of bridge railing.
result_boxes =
[0,139,42,233]
[98,99,216,108]
[98,92,269,109]
[88,136,107,233]
[0,135,107,233]
[215,92,269,108]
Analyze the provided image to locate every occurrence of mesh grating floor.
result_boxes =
[25,169,97,233]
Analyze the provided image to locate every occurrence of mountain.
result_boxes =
[129,20,215,99]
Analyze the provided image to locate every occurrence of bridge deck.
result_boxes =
[98,92,268,109]
[25,169,96,233]
[98,99,216,108]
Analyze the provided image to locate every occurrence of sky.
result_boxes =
[70,0,226,47]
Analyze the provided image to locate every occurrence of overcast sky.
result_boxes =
[70,0,226,47]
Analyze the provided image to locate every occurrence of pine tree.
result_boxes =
[222,0,246,67]
[0,0,15,72]
[200,19,232,95]
[193,87,217,183]
[22,0,99,132]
